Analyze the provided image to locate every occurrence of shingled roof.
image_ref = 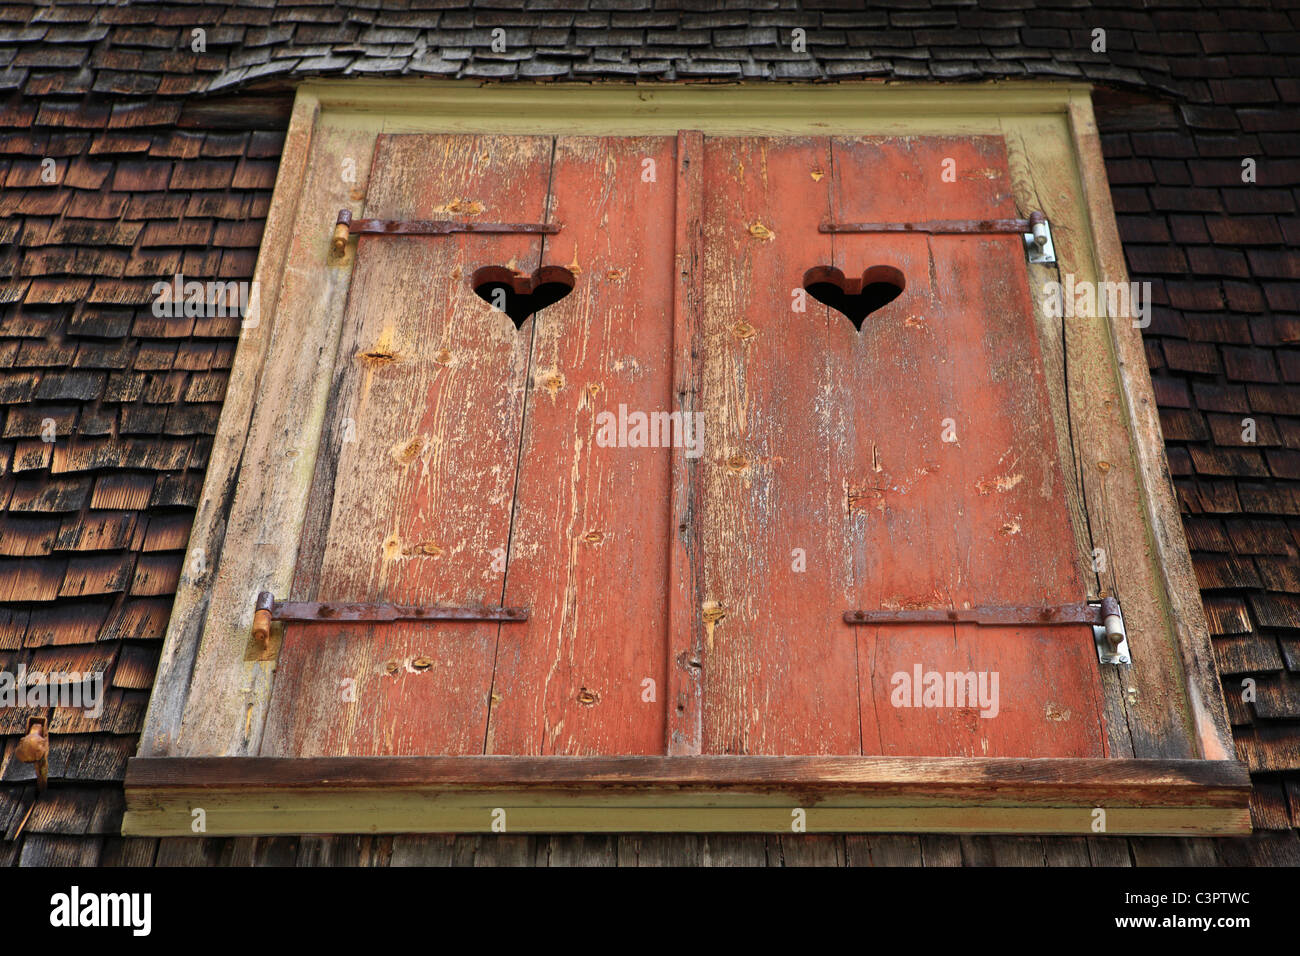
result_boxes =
[1,1,1298,867]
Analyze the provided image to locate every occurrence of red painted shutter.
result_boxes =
[264,132,1107,760]
[698,135,1106,757]
[263,133,680,757]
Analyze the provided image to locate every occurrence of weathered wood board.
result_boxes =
[263,134,679,757]
[485,135,677,756]
[262,133,552,756]
[698,136,861,755]
[698,136,1105,757]
[122,755,1251,837]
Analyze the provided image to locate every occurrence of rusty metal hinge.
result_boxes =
[252,591,528,643]
[843,597,1129,664]
[331,209,562,257]
[16,716,49,791]
[821,210,1056,264]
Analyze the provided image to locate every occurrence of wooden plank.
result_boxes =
[1086,836,1134,866]
[1128,836,1225,867]
[123,794,1248,838]
[140,92,321,757]
[698,135,861,755]
[126,754,1249,798]
[123,751,1250,834]
[1067,92,1235,763]
[473,835,536,866]
[390,835,459,866]
[1215,831,1300,867]
[16,835,103,866]
[620,834,703,866]
[667,130,705,756]
[777,834,846,866]
[701,834,769,866]
[98,837,159,867]
[995,108,1211,764]
[919,835,964,866]
[166,106,384,757]
[260,133,553,756]
[483,134,677,756]
[831,136,1106,759]
[302,80,1095,134]
[959,835,1047,866]
[1000,115,1138,761]
[1041,836,1092,865]
[153,837,223,866]
[845,834,923,866]
[545,835,619,866]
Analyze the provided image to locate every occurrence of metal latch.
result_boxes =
[820,210,1056,265]
[331,209,562,258]
[16,716,49,791]
[842,598,1130,665]
[252,591,529,644]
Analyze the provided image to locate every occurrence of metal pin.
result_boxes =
[16,716,49,791]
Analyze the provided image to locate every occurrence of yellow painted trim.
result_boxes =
[302,78,1086,136]
[123,790,1249,838]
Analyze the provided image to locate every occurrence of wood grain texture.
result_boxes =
[302,80,1095,135]
[122,754,1250,836]
[699,136,861,755]
[1067,93,1233,763]
[483,135,677,756]
[836,137,1106,758]
[667,130,705,756]
[1027,109,1200,761]
[122,753,1252,792]
[1000,116,1140,763]
[261,133,552,756]
[170,103,380,757]
[697,135,1104,758]
[139,93,320,758]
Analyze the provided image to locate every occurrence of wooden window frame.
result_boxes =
[125,81,1249,837]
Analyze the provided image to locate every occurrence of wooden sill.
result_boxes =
[123,755,1251,837]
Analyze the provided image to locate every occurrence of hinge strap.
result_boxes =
[842,597,1129,663]
[843,599,1108,627]
[821,210,1055,264]
[252,591,528,642]
[331,208,561,256]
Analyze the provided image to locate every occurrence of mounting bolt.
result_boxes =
[331,209,353,258]
[1100,596,1125,648]
[252,591,275,644]
[1027,210,1048,249]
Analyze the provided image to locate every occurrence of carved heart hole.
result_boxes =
[472,265,575,329]
[803,265,906,330]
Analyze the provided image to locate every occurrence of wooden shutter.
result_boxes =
[261,133,679,757]
[698,135,1104,758]
[264,131,1106,761]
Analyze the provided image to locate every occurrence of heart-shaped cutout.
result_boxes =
[472,265,575,329]
[803,265,906,330]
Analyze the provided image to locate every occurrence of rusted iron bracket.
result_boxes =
[820,210,1056,264]
[331,209,562,257]
[252,591,529,643]
[16,716,49,791]
[844,597,1129,664]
